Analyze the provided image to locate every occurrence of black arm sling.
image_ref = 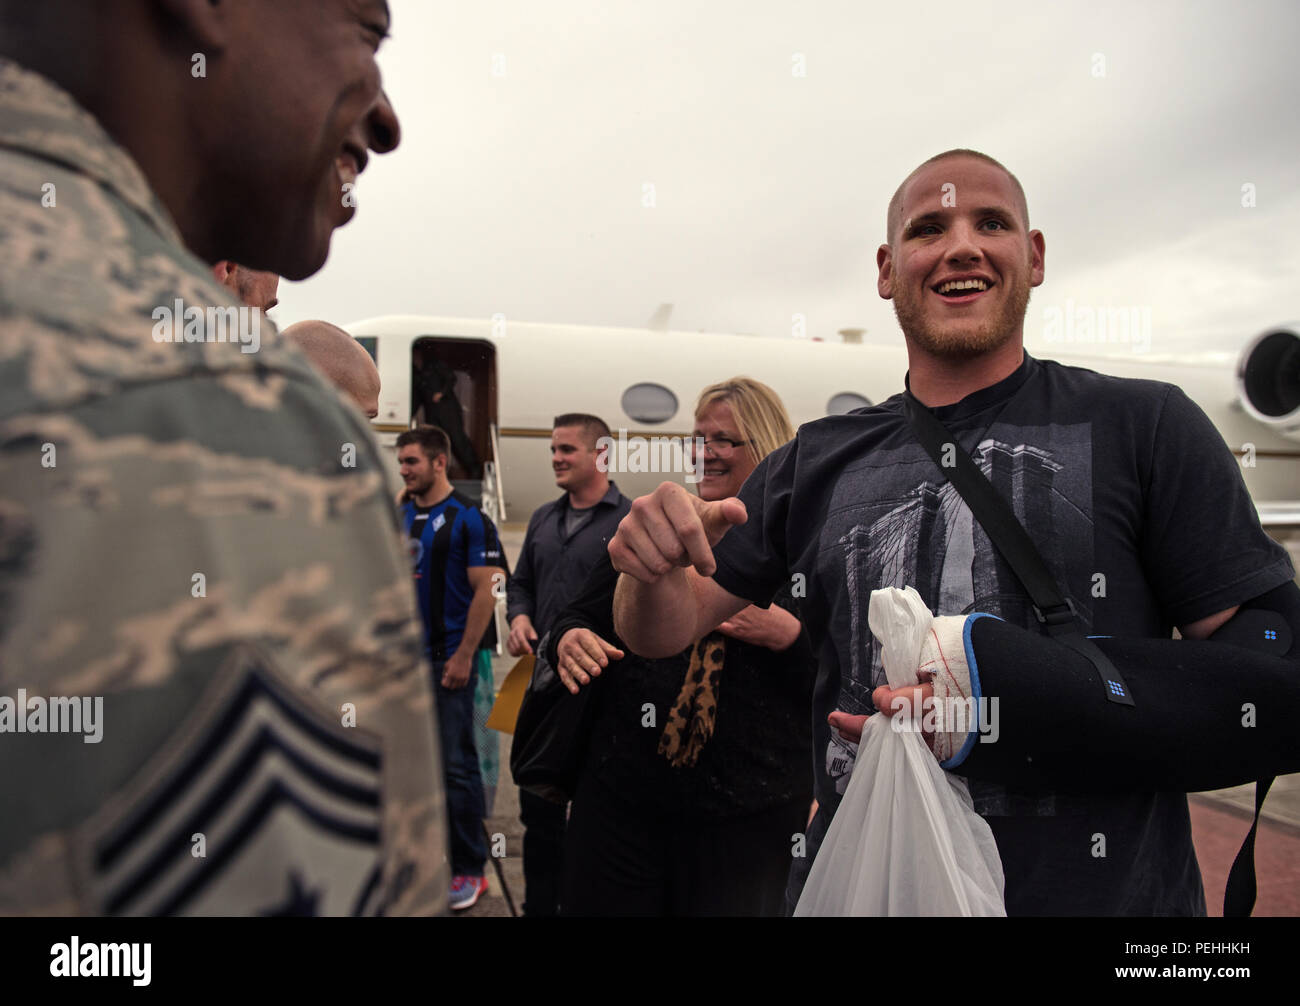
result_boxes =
[903,392,1270,917]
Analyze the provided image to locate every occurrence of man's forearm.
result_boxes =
[507,546,534,624]
[613,568,697,658]
[456,587,499,658]
[506,595,533,624]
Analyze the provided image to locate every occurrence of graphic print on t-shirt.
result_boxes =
[818,423,1093,816]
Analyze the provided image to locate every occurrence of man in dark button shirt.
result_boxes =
[506,413,631,917]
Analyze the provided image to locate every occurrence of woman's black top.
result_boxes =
[545,553,816,821]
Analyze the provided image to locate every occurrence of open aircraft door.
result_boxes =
[408,335,504,524]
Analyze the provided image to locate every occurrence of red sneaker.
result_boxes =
[449,874,488,910]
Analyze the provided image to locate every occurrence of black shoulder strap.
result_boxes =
[902,393,1135,708]
[1223,775,1274,917]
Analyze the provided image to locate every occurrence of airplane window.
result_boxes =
[827,392,872,415]
[622,383,678,424]
[356,337,377,363]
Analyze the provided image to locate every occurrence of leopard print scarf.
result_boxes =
[657,631,726,768]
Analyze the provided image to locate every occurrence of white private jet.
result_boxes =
[348,315,1300,543]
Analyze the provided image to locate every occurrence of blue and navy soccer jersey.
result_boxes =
[402,490,503,663]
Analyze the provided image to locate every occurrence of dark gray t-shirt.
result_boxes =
[711,353,1294,915]
[564,504,594,539]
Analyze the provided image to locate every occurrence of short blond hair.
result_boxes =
[695,376,795,467]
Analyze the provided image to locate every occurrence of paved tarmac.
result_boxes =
[458,690,524,918]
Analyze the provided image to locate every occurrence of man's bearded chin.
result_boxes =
[894,276,1033,360]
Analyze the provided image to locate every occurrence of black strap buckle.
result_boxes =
[1033,598,1076,629]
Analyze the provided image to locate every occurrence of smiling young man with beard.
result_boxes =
[396,426,506,911]
[0,1,450,915]
[605,149,1296,915]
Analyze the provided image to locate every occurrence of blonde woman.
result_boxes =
[545,378,816,916]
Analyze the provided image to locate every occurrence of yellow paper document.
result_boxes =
[486,654,534,734]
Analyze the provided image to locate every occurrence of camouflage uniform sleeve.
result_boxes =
[0,361,450,916]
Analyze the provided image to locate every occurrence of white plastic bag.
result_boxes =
[795,586,1005,916]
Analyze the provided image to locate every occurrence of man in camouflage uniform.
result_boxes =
[0,1,448,914]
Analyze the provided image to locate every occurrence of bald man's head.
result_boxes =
[282,321,381,419]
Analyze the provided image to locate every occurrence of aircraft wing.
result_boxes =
[1257,502,1300,529]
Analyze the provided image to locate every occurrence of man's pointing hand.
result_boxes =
[608,481,747,583]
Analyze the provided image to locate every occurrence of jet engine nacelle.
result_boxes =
[1238,324,1300,442]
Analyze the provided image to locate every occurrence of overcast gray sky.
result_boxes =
[276,0,1300,358]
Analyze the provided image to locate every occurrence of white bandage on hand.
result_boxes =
[919,615,976,763]
[868,587,976,764]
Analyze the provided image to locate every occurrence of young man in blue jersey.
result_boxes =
[398,425,505,910]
